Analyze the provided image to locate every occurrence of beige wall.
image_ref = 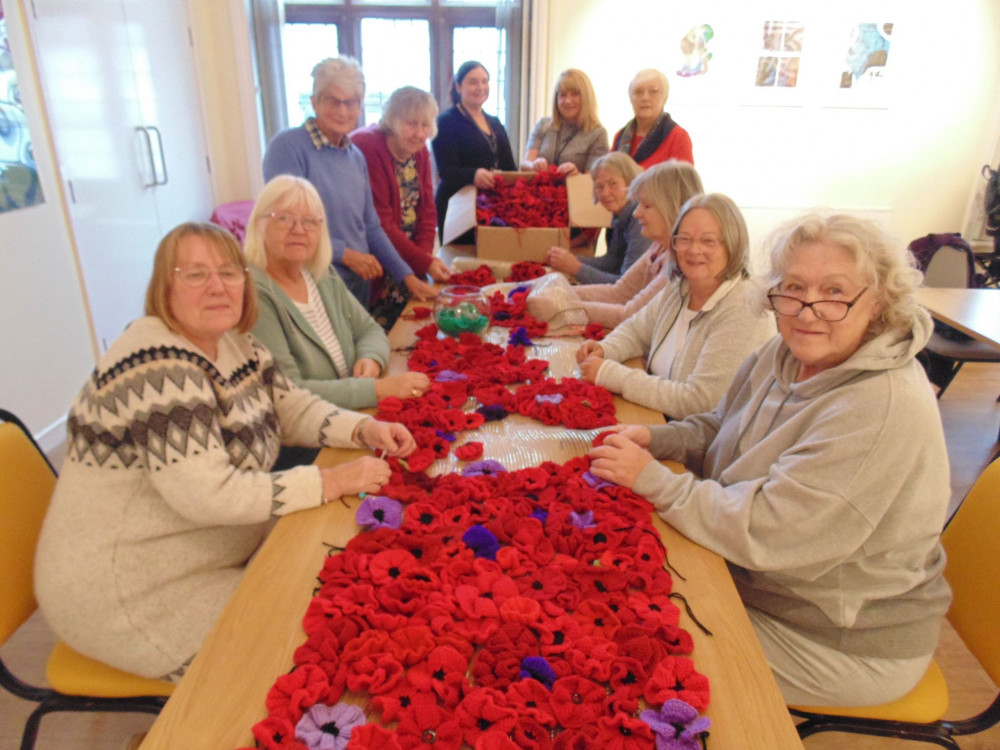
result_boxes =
[541,0,1000,254]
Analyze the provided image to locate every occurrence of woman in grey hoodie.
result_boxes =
[589,212,951,707]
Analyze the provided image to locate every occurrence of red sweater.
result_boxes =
[611,124,694,169]
[349,124,437,276]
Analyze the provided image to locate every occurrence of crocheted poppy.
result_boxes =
[395,704,464,749]
[455,687,518,744]
[265,665,337,724]
[643,656,711,711]
[294,702,365,750]
[344,723,404,750]
[356,496,403,530]
[252,715,307,750]
[640,699,711,750]
[550,675,606,728]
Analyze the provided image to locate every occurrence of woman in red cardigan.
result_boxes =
[351,87,451,326]
[612,68,694,168]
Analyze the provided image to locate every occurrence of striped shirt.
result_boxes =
[293,271,350,377]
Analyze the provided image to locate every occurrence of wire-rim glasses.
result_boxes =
[767,287,869,322]
[173,264,248,288]
[269,213,324,232]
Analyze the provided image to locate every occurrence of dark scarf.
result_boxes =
[616,112,676,164]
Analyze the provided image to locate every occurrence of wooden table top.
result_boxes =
[141,314,802,750]
[916,286,1000,349]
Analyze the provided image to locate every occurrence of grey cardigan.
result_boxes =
[596,276,776,419]
[525,117,609,173]
[250,266,390,409]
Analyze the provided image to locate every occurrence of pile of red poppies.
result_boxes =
[446,261,547,288]
[476,168,569,229]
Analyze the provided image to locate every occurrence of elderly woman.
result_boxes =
[577,194,775,418]
[571,160,703,327]
[263,56,437,309]
[246,175,431,413]
[520,68,609,176]
[546,152,651,284]
[612,68,693,168]
[590,213,951,707]
[432,60,517,240]
[34,222,415,681]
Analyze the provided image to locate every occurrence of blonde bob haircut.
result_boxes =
[145,222,258,335]
[379,86,439,141]
[550,68,601,132]
[667,193,750,282]
[312,56,365,101]
[588,152,643,201]
[627,159,704,242]
[244,175,334,281]
[756,212,923,337]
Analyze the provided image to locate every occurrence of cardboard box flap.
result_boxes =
[566,173,612,229]
[442,184,478,246]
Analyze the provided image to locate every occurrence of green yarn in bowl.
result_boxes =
[436,303,490,337]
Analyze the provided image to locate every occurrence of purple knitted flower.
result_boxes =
[462,525,501,560]
[534,393,563,405]
[356,495,403,530]
[582,470,612,489]
[295,702,365,750]
[640,699,711,750]
[435,369,468,382]
[508,326,533,347]
[476,404,509,422]
[570,509,596,530]
[508,285,531,298]
[520,656,558,689]
[461,459,507,477]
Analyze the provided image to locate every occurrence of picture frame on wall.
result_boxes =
[821,20,895,110]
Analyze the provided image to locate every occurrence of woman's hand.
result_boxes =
[588,432,655,490]
[360,419,416,457]
[556,162,579,176]
[427,257,452,283]
[576,341,604,364]
[404,274,439,301]
[342,248,383,280]
[374,372,431,401]
[530,157,548,171]
[546,246,582,276]
[353,358,382,378]
[320,456,391,500]
[474,168,497,190]
[579,355,605,383]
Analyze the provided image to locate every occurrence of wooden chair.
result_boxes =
[788,456,1000,748]
[0,409,173,750]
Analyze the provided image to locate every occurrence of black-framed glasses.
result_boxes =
[767,287,869,322]
[173,264,247,288]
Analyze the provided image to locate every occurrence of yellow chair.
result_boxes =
[788,456,1000,748]
[0,409,174,750]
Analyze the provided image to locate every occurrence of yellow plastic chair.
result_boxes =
[0,409,174,750]
[788,456,1000,747]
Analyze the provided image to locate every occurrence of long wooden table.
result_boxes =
[141,314,803,749]
[916,287,1000,349]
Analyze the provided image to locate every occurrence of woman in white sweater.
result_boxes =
[34,223,415,681]
[577,193,776,418]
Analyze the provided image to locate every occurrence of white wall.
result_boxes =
[0,0,97,453]
[541,0,1000,255]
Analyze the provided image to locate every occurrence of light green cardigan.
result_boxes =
[251,266,390,409]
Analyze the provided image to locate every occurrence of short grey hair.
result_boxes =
[668,193,750,282]
[628,68,670,103]
[756,212,923,336]
[312,56,365,100]
[244,175,333,280]
[628,160,704,241]
[589,152,643,201]
[379,86,439,140]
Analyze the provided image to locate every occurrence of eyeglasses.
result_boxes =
[317,93,361,111]
[671,234,723,252]
[630,86,663,100]
[767,287,869,322]
[269,213,324,232]
[173,264,247,288]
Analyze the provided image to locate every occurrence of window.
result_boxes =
[266,0,521,145]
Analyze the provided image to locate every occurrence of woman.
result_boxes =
[576,193,776,418]
[545,152,651,284]
[34,223,416,681]
[432,61,517,240]
[572,160,704,327]
[350,86,451,324]
[612,68,693,168]
[520,68,608,176]
[245,175,431,411]
[590,213,951,707]
[263,56,437,308]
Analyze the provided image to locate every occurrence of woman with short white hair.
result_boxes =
[612,68,693,168]
[590,212,952,707]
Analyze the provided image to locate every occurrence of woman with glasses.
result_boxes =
[263,56,437,310]
[245,175,430,415]
[612,68,693,169]
[432,60,516,241]
[576,192,775,418]
[34,222,416,681]
[588,213,951,707]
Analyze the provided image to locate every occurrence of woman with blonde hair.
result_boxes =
[521,68,609,175]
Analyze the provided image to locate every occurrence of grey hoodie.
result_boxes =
[634,308,952,659]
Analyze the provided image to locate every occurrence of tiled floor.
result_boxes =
[2,364,999,749]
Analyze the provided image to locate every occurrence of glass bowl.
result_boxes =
[435,284,490,338]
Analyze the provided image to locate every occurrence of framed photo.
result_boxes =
[822,21,895,109]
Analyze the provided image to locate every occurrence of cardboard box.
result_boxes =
[441,172,612,263]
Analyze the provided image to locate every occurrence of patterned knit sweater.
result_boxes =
[35,317,368,679]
